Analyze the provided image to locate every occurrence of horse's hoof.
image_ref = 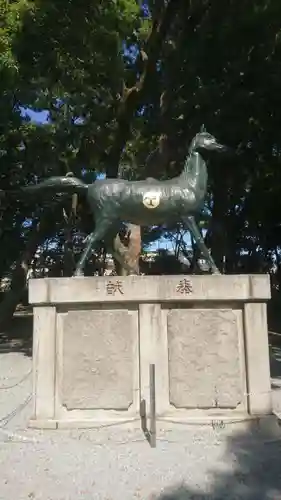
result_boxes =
[73,270,84,277]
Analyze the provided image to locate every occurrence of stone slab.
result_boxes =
[167,309,243,409]
[29,274,273,429]
[244,303,272,415]
[32,306,56,420]
[29,274,271,305]
[61,309,134,410]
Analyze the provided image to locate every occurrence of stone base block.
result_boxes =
[29,274,272,430]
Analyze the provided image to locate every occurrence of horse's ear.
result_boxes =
[200,124,206,133]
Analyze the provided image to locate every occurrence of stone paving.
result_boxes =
[0,326,281,500]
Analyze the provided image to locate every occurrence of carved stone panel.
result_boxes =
[61,310,134,410]
[167,309,242,409]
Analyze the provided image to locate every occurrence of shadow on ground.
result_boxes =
[270,344,281,382]
[157,337,281,500]
[0,312,32,356]
[156,420,281,500]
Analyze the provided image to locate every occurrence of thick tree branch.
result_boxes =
[144,16,190,178]
[101,0,184,275]
[105,0,184,177]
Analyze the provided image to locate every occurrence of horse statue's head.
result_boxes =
[189,125,227,155]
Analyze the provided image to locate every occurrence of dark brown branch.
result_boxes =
[105,0,184,177]
[101,0,184,275]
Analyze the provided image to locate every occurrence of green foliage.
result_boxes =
[1,0,281,299]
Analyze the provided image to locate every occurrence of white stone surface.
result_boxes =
[244,303,272,415]
[29,274,271,304]
[61,309,134,410]
[32,306,56,420]
[29,275,273,428]
[167,309,243,409]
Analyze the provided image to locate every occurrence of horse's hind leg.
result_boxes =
[183,215,220,274]
[74,219,111,277]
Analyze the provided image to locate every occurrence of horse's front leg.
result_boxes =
[74,220,111,277]
[182,215,220,274]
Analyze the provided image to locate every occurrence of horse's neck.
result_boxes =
[179,151,207,192]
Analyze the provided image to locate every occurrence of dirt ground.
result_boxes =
[0,314,281,500]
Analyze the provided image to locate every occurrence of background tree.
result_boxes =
[1,0,281,328]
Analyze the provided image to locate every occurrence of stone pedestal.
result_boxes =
[29,274,272,429]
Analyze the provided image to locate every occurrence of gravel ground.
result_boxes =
[0,346,281,500]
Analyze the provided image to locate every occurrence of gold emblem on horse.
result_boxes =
[142,191,161,209]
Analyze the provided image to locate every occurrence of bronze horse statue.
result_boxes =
[3,127,227,275]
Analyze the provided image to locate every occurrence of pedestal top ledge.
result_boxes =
[29,274,271,305]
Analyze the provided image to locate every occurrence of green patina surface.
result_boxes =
[3,127,227,275]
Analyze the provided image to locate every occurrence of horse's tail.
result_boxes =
[0,174,88,200]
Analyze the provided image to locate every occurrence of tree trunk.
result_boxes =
[105,0,184,177]
[208,179,228,273]
[104,0,183,275]
[113,224,141,276]
[0,204,63,327]
[62,195,77,277]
